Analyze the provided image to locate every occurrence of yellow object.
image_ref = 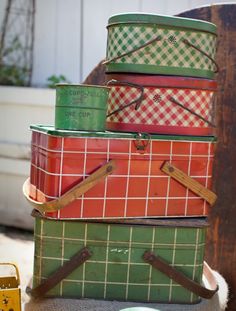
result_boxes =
[0,263,21,311]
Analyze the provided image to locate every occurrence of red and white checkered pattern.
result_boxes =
[107,86,214,132]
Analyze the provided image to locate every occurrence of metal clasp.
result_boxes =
[134,133,150,153]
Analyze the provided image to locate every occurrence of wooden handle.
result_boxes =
[23,160,116,213]
[161,161,217,206]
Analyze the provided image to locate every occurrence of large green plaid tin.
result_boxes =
[105,13,217,79]
[32,212,207,304]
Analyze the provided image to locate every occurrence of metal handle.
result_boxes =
[103,35,162,65]
[0,263,20,286]
[28,247,92,298]
[106,79,144,118]
[169,96,215,127]
[182,38,219,73]
[104,35,218,73]
[143,251,219,299]
[107,81,215,127]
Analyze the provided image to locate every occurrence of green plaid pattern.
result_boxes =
[106,25,217,71]
[33,217,206,303]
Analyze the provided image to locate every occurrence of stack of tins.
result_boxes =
[105,13,218,135]
[23,13,219,304]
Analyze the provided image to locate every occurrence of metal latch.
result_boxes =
[134,133,150,153]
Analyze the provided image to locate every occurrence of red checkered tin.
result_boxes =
[106,74,217,136]
[27,125,216,220]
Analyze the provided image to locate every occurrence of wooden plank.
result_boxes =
[178,4,236,310]
[161,162,217,206]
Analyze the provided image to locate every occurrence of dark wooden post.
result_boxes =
[179,4,236,310]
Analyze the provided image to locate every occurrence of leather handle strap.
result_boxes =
[143,251,219,299]
[23,160,116,213]
[27,247,92,298]
[161,161,217,206]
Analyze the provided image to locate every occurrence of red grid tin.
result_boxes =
[27,125,215,219]
[106,74,217,136]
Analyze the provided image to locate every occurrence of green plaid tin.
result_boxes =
[105,13,217,79]
[32,211,208,304]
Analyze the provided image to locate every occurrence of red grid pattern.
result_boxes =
[30,132,215,219]
[106,86,214,135]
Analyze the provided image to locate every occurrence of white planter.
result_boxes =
[0,86,55,229]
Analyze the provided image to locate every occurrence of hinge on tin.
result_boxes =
[134,133,150,153]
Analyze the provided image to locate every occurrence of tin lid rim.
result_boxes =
[31,209,208,228]
[107,12,217,34]
[56,83,110,90]
[105,74,217,91]
[30,125,217,142]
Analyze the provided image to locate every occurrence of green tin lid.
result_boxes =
[30,124,216,142]
[108,13,217,34]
